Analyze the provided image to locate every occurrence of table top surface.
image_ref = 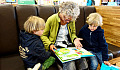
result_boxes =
[109,57,120,65]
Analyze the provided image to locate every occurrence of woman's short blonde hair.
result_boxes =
[59,1,80,21]
[86,13,103,26]
[24,16,45,33]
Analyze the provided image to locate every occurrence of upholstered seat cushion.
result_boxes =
[108,50,113,60]
[108,43,120,58]
[0,54,25,70]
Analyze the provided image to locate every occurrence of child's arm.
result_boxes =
[98,31,108,61]
[32,42,51,62]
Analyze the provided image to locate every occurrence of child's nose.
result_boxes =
[91,26,94,29]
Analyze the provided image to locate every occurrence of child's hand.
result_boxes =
[104,61,111,66]
[74,38,83,49]
[50,45,57,53]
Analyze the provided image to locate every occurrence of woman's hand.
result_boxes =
[50,45,57,53]
[104,61,111,66]
[74,38,83,49]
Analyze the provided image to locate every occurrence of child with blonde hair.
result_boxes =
[19,16,55,70]
[78,13,110,70]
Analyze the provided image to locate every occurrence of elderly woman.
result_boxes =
[41,1,88,70]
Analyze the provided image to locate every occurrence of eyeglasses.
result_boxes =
[63,15,72,20]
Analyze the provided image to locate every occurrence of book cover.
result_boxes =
[54,47,94,63]
[100,63,120,70]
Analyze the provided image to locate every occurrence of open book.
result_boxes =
[54,47,94,63]
[101,63,120,70]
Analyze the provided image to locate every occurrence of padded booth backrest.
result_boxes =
[75,6,85,35]
[16,5,37,30]
[37,5,56,22]
[0,5,18,55]
[84,6,96,24]
[54,5,59,13]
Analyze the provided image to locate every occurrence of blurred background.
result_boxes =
[0,0,120,6]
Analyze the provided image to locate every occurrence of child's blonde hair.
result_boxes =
[86,13,103,26]
[24,16,45,33]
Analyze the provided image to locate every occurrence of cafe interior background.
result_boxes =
[0,0,120,6]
